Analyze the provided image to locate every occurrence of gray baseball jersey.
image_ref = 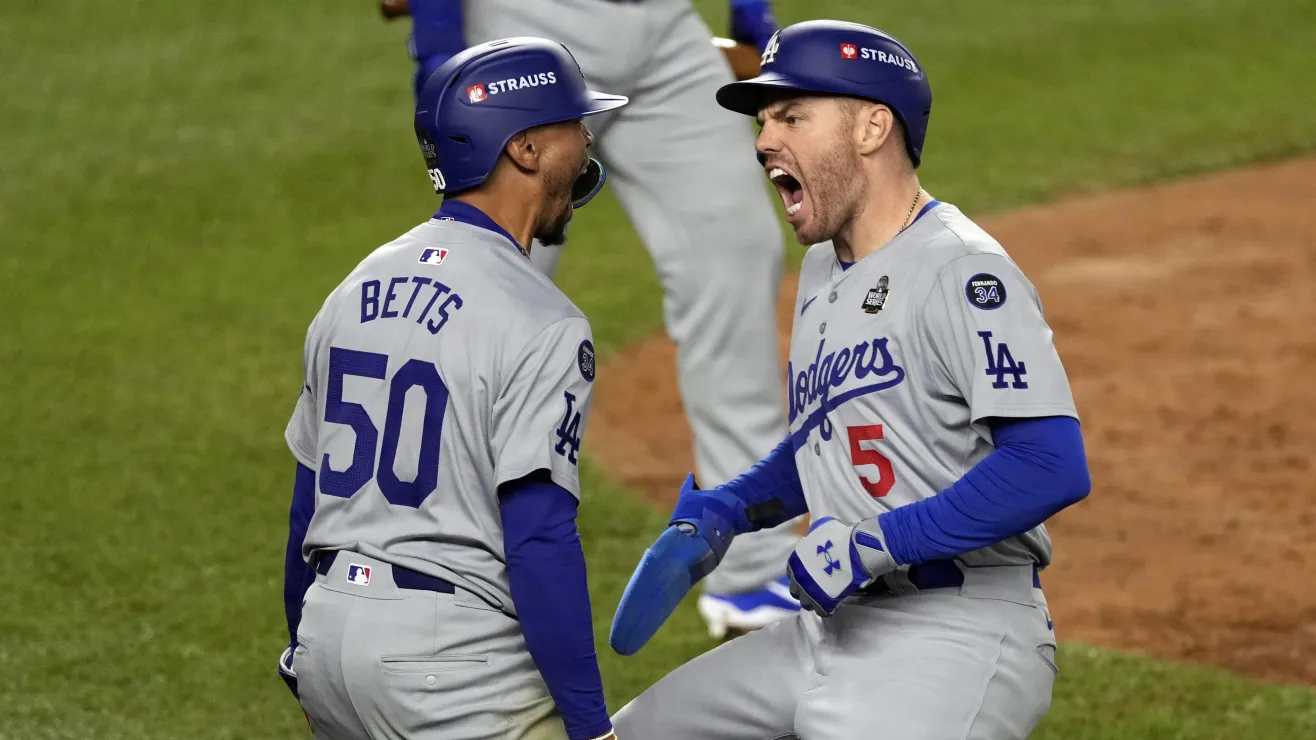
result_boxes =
[613,202,1069,739]
[788,201,1077,569]
[285,218,597,615]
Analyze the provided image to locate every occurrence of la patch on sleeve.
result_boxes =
[965,273,1006,310]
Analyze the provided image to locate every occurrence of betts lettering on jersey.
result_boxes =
[361,276,464,336]
[788,336,905,446]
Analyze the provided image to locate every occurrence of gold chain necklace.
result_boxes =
[899,187,925,233]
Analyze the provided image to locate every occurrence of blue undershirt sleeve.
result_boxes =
[409,0,465,61]
[283,463,317,643]
[878,416,1091,565]
[500,473,610,740]
[681,437,808,533]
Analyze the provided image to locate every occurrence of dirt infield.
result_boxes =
[587,157,1316,685]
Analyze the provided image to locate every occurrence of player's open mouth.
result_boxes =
[768,167,805,217]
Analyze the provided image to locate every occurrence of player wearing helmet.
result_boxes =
[278,38,627,740]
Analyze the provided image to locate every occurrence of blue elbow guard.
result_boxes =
[609,524,719,656]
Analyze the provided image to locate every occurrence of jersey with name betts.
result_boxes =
[284,218,596,615]
[788,203,1077,568]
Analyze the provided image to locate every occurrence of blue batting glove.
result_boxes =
[277,644,298,698]
[668,473,749,561]
[729,0,780,53]
[786,517,897,615]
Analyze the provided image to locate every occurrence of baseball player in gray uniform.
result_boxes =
[278,39,630,740]
[388,0,803,637]
[607,21,1092,739]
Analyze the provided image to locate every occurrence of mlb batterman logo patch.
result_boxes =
[467,84,487,103]
[346,564,372,586]
[419,247,449,266]
[841,43,858,59]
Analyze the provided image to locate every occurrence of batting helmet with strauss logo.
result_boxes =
[415,37,628,207]
[716,20,932,167]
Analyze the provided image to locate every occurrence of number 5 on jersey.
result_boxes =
[848,424,895,498]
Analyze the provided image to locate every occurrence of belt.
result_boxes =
[861,558,965,595]
[861,560,1043,596]
[317,551,456,594]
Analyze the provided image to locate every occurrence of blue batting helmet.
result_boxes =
[716,20,931,167]
[415,38,628,207]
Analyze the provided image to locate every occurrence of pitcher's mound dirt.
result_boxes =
[587,157,1316,685]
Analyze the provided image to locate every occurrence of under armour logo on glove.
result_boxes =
[818,540,842,576]
[788,517,898,615]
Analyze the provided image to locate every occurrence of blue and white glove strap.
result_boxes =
[852,517,899,580]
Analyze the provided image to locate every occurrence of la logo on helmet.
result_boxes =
[761,32,780,65]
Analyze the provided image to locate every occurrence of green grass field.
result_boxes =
[2,1,1315,738]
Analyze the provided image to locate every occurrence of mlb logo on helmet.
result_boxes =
[840,43,858,59]
[347,564,372,586]
[419,247,449,266]
[467,84,487,103]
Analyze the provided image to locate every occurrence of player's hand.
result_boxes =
[379,0,409,20]
[277,644,299,698]
[786,517,897,616]
[668,473,747,561]
[610,475,732,655]
[729,0,780,54]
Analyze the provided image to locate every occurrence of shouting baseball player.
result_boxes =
[278,38,626,740]
[384,0,803,638]
[608,20,1091,739]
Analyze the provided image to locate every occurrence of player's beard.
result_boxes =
[797,136,866,246]
[534,160,578,247]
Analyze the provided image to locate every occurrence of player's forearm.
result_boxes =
[500,476,611,740]
[409,0,465,61]
[673,436,807,534]
[878,416,1091,565]
[282,463,317,643]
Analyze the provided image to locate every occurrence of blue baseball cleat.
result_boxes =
[697,575,800,639]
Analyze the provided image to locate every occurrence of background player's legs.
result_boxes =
[794,595,1057,740]
[597,0,798,597]
[612,611,820,739]
[463,0,799,599]
[297,555,564,740]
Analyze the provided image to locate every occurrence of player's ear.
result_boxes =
[504,131,542,174]
[855,103,894,157]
